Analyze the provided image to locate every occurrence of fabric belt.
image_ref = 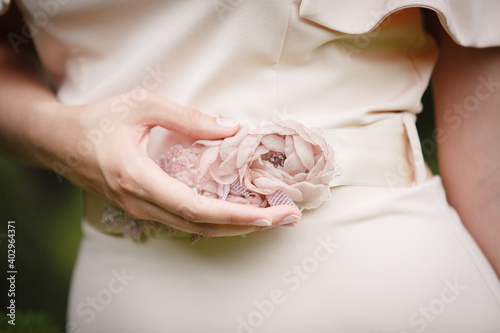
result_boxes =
[325,114,427,188]
[84,113,429,232]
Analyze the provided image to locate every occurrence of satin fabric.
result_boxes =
[71,176,500,332]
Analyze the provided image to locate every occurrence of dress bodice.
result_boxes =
[7,0,500,157]
[17,1,434,128]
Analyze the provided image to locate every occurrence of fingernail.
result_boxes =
[279,214,301,226]
[251,219,272,226]
[216,117,239,128]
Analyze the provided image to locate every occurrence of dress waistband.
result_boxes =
[83,113,431,232]
[326,113,428,188]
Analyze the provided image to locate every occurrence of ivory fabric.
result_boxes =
[74,177,500,333]
[299,0,500,48]
[9,0,500,332]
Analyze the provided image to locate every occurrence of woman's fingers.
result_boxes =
[127,199,268,237]
[136,157,301,227]
[119,92,303,227]
[129,89,240,140]
[113,160,300,237]
[77,90,300,234]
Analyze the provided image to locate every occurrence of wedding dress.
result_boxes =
[4,0,500,331]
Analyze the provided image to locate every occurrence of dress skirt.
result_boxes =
[67,176,500,333]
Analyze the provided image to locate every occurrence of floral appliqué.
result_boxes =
[102,119,339,241]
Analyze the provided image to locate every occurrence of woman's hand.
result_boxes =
[0,5,300,237]
[31,90,301,237]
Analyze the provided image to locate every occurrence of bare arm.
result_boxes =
[0,4,301,236]
[0,3,56,164]
[426,12,500,276]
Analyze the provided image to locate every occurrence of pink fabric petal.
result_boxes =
[260,134,286,152]
[252,177,303,201]
[198,146,220,176]
[166,118,338,211]
[283,152,306,175]
[219,126,248,160]
[293,135,315,171]
[253,145,272,160]
[236,136,261,169]
[284,135,294,158]
[292,181,327,202]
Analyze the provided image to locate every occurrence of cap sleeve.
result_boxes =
[0,0,11,15]
[299,0,500,48]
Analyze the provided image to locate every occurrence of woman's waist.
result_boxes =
[83,112,432,239]
[149,112,427,187]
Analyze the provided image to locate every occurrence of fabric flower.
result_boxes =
[101,119,338,241]
[192,119,338,209]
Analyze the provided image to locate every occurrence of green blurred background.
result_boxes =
[0,88,439,332]
[0,157,82,332]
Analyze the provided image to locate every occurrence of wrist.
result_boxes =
[27,100,79,170]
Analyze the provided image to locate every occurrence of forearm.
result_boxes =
[0,42,62,167]
[428,16,500,275]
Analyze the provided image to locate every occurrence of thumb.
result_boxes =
[144,92,240,140]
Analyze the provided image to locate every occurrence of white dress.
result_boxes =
[5,0,500,331]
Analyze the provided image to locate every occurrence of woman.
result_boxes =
[1,0,499,332]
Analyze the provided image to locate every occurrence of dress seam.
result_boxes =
[273,0,293,112]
